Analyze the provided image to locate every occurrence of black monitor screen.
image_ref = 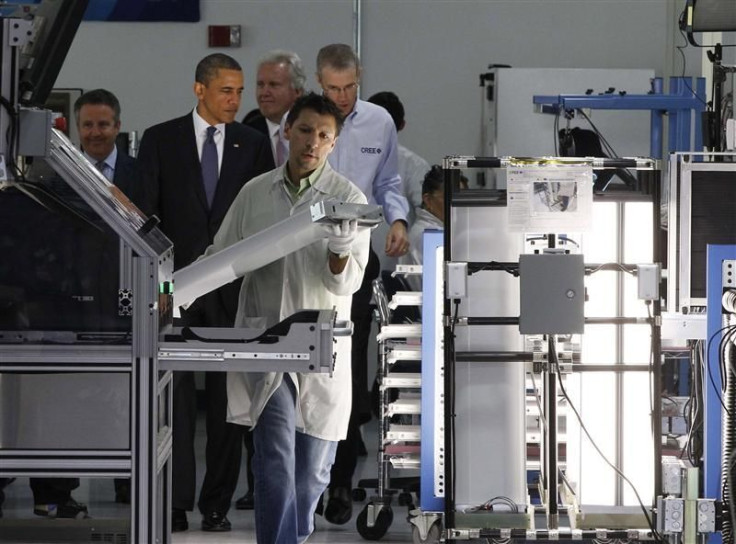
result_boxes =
[690,170,736,298]
[691,0,736,32]
[0,167,132,335]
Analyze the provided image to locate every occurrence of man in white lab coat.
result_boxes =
[201,92,370,543]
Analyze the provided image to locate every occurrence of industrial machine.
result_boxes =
[0,2,382,542]
[393,154,729,544]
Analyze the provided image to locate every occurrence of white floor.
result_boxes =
[1,417,415,544]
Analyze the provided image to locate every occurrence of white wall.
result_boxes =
[56,0,698,163]
[56,1,354,134]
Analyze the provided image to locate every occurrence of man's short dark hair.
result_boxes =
[195,53,242,85]
[316,43,360,74]
[286,92,344,135]
[423,165,444,196]
[367,91,404,131]
[74,88,121,124]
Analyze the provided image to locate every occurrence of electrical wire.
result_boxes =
[587,262,637,276]
[729,448,736,543]
[705,325,735,417]
[675,10,711,109]
[553,358,663,542]
[529,370,549,433]
[467,495,519,513]
[577,109,619,158]
[0,94,26,182]
[719,327,736,392]
[681,340,705,465]
[470,261,519,278]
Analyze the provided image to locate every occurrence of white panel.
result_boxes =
[54,1,684,168]
[451,204,527,507]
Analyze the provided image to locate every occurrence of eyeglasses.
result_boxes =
[322,82,359,96]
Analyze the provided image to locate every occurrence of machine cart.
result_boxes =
[355,277,422,540]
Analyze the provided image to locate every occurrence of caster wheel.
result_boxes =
[356,503,393,540]
[412,522,441,544]
[352,487,367,502]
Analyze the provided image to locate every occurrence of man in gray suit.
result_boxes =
[243,49,305,167]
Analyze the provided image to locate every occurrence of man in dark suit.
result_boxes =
[27,88,144,520]
[137,53,273,533]
[242,49,305,167]
[73,88,144,204]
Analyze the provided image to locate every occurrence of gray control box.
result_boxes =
[519,253,584,334]
[18,107,52,157]
[697,499,716,533]
[657,497,685,533]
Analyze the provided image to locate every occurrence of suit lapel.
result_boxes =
[179,115,209,212]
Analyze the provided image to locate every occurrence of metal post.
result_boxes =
[650,77,664,159]
[651,168,663,500]
[546,335,559,529]
[615,201,625,506]
[0,19,20,175]
[443,162,455,537]
[131,254,169,543]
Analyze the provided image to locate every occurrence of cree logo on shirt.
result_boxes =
[361,147,382,154]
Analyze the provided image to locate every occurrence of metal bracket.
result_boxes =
[6,18,33,48]
[724,260,736,289]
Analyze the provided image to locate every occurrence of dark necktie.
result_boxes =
[95,160,109,181]
[275,128,287,166]
[201,126,219,207]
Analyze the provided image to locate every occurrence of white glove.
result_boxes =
[325,219,358,257]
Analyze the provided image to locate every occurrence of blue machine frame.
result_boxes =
[533,77,707,159]
[705,245,736,544]
[420,229,445,513]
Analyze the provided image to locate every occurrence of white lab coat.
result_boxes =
[400,207,443,291]
[201,162,370,441]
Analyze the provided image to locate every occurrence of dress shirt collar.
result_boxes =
[84,145,117,177]
[266,118,281,138]
[344,98,362,121]
[282,161,327,200]
[192,108,225,138]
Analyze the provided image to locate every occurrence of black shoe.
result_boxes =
[172,508,188,533]
[33,498,89,519]
[323,486,352,525]
[235,490,254,510]
[202,511,231,532]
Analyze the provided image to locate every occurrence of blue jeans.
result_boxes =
[253,375,338,544]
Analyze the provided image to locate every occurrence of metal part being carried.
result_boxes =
[172,200,382,309]
[158,310,349,375]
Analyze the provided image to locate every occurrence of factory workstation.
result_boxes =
[2,0,736,543]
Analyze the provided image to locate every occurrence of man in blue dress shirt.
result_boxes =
[314,43,410,525]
